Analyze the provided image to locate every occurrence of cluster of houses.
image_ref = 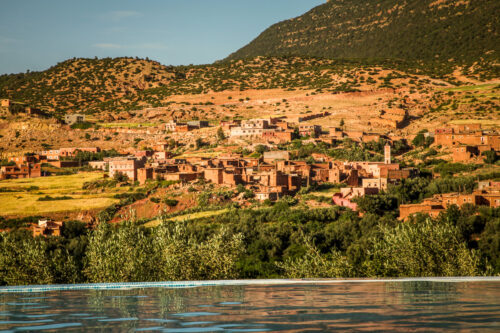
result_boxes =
[434,124,499,162]
[0,147,100,180]
[88,140,417,204]
[400,181,500,220]
[2,114,499,234]
[224,112,408,145]
[227,118,295,144]
[331,145,417,210]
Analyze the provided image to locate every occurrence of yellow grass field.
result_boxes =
[0,172,124,216]
[99,122,157,128]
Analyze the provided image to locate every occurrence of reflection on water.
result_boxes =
[0,280,499,332]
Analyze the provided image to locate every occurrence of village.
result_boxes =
[1,109,499,236]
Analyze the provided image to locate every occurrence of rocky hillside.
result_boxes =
[226,0,499,69]
[0,57,178,115]
[0,55,496,116]
[0,57,443,114]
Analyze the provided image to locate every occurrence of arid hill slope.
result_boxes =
[226,0,499,68]
[0,56,494,116]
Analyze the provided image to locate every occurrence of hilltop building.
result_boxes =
[64,114,86,125]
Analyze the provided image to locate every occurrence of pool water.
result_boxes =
[0,279,499,332]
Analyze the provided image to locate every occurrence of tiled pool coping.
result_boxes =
[1,277,499,293]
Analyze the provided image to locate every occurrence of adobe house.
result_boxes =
[329,127,345,139]
[138,168,154,184]
[108,157,146,181]
[32,219,63,237]
[344,131,365,142]
[332,187,379,211]
[133,150,154,159]
[434,124,500,151]
[452,146,480,162]
[187,120,209,128]
[40,149,61,161]
[276,160,311,178]
[332,193,358,211]
[59,147,100,158]
[221,120,241,132]
[0,163,41,180]
[399,188,500,220]
[64,114,86,125]
[153,151,172,160]
[9,155,38,165]
[0,99,26,114]
[399,201,445,221]
[47,160,79,168]
[89,161,108,170]
[262,130,294,144]
[299,124,322,137]
[163,172,200,182]
[478,181,500,190]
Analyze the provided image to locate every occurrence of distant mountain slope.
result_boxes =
[226,0,499,66]
[0,57,429,114]
[0,57,178,114]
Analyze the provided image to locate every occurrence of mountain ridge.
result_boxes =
[225,0,499,68]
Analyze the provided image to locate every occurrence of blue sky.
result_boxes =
[0,0,325,75]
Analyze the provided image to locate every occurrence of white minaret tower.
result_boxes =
[384,144,391,164]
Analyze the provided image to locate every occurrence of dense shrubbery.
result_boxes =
[226,0,499,79]
[1,172,499,286]
[0,198,498,286]
[37,195,73,201]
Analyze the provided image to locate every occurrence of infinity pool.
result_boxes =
[0,278,499,332]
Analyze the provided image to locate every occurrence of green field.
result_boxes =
[308,187,340,198]
[443,83,499,92]
[99,122,157,129]
[0,172,125,216]
[144,209,229,228]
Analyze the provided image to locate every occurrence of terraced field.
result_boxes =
[0,172,126,216]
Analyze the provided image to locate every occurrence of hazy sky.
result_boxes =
[0,0,325,75]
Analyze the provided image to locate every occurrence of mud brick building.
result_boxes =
[399,186,500,220]
[0,163,41,180]
[230,118,295,143]
[64,114,86,125]
[452,146,482,162]
[435,124,500,151]
[109,157,146,181]
[59,147,101,158]
[299,124,322,137]
[32,219,63,237]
